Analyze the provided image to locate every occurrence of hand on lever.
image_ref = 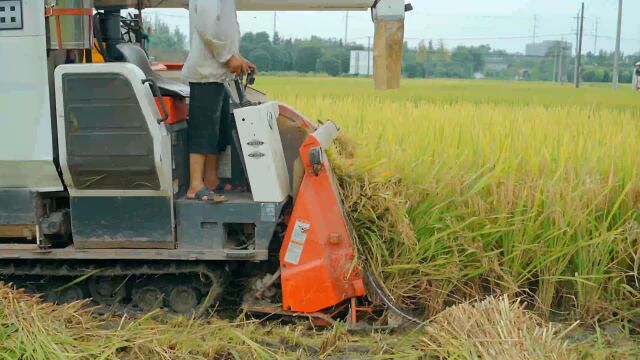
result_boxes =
[226,54,257,76]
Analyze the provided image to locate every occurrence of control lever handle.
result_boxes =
[142,78,169,123]
[233,70,257,107]
[245,69,256,89]
[234,76,246,105]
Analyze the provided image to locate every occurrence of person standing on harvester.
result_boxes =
[182,0,256,202]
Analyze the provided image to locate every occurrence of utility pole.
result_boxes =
[576,3,585,88]
[273,12,277,42]
[559,40,565,83]
[367,36,372,76]
[574,12,580,86]
[533,15,538,44]
[553,47,559,82]
[613,0,623,90]
[344,11,349,46]
[593,18,599,54]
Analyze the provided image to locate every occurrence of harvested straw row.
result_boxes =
[3,282,591,359]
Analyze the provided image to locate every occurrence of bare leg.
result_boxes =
[203,154,226,202]
[205,155,233,193]
[187,153,208,200]
[204,155,220,190]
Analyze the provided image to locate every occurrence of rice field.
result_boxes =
[261,77,640,323]
[4,78,640,358]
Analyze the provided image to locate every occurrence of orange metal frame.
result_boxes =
[278,103,316,130]
[154,96,188,125]
[279,126,366,313]
[44,8,93,50]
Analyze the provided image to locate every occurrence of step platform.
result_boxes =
[175,192,287,260]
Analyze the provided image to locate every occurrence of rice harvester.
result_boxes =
[0,0,410,323]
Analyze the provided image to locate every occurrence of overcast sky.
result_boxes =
[141,0,640,54]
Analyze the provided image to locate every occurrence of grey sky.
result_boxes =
[142,0,640,54]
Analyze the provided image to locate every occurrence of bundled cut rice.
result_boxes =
[421,296,575,360]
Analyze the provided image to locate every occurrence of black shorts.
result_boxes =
[188,82,231,155]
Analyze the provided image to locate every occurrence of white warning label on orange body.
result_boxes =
[284,220,310,265]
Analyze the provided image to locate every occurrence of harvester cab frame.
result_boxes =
[0,0,409,323]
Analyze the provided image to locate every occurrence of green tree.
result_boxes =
[248,48,271,71]
[295,46,323,73]
[316,56,341,76]
[146,17,188,62]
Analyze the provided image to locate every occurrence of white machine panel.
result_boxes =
[234,102,290,203]
[0,0,23,30]
[0,0,63,191]
[54,63,173,198]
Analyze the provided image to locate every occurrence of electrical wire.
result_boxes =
[406,33,575,42]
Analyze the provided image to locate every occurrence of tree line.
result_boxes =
[146,17,362,76]
[146,18,639,83]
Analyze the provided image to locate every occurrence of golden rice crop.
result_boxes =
[3,77,640,359]
[262,77,640,322]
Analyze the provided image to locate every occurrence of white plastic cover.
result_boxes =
[234,101,290,203]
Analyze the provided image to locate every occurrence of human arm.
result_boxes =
[193,1,237,64]
[226,55,257,75]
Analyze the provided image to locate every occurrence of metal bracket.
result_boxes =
[371,0,411,21]
[309,147,323,176]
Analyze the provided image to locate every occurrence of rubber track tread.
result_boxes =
[0,261,223,316]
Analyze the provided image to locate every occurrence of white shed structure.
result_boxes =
[349,50,374,76]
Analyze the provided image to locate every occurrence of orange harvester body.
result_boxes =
[155,96,188,125]
[279,126,366,313]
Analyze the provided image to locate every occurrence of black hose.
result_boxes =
[365,271,428,327]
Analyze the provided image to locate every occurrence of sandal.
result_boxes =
[187,186,226,203]
[212,180,234,193]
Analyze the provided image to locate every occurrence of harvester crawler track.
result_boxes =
[0,261,225,316]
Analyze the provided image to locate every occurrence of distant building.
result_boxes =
[349,50,373,76]
[525,40,572,57]
[516,69,532,81]
[485,56,509,72]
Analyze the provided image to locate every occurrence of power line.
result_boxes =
[405,33,574,42]
[583,33,640,41]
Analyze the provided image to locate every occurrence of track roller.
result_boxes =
[133,286,165,312]
[53,284,87,304]
[169,286,201,314]
[1,262,227,316]
[88,277,127,305]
